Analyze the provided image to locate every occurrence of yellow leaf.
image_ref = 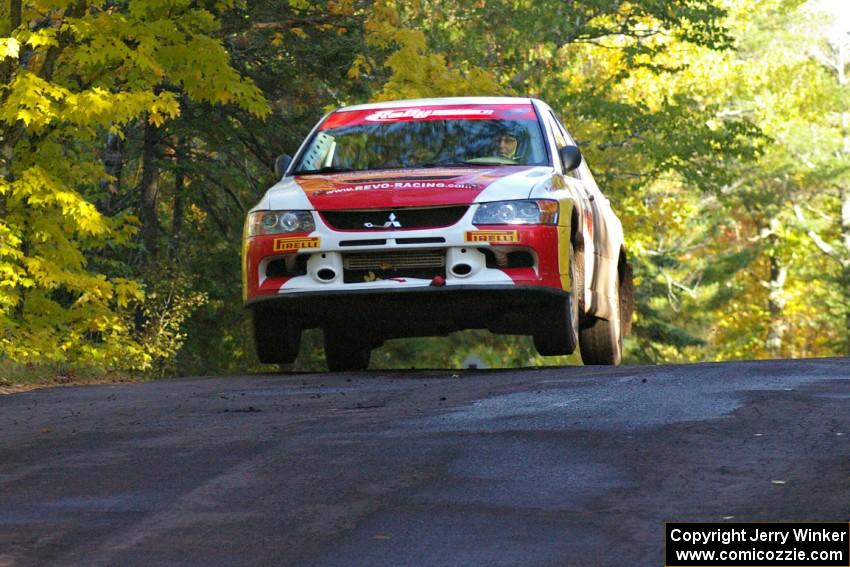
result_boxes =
[148,112,165,127]
[25,29,59,48]
[0,38,20,60]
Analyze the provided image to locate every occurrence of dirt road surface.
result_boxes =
[1,358,849,566]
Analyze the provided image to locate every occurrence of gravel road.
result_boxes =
[1,357,849,566]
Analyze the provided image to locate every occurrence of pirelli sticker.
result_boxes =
[465,230,519,243]
[273,236,321,252]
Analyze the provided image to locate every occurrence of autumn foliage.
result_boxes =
[0,0,848,379]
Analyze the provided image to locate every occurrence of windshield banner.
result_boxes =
[321,104,537,130]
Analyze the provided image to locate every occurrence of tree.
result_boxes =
[354,0,763,364]
[795,0,850,352]
[0,0,266,370]
[696,0,848,359]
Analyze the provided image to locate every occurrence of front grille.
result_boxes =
[321,206,468,231]
[344,250,445,271]
[343,250,446,283]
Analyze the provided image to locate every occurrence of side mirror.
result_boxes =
[559,146,582,172]
[274,154,293,178]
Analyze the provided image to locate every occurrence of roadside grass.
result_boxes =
[0,362,146,394]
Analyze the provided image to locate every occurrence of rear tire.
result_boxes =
[533,243,580,356]
[324,331,371,372]
[253,309,301,364]
[578,272,622,366]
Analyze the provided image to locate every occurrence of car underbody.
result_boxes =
[248,285,573,341]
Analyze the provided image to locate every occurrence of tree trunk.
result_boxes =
[0,123,23,220]
[9,0,21,27]
[843,262,850,356]
[98,132,124,213]
[170,137,187,258]
[0,0,21,87]
[139,118,161,264]
[766,252,787,358]
[841,186,850,355]
[0,136,12,220]
[0,137,13,183]
[839,41,849,354]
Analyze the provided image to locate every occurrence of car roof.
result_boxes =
[335,96,538,112]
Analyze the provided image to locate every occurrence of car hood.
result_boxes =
[262,166,554,211]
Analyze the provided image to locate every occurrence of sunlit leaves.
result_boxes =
[21,28,58,48]
[3,0,846,376]
[361,1,503,100]
[0,0,269,370]
[0,37,20,59]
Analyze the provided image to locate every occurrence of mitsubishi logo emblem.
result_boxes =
[364,212,402,229]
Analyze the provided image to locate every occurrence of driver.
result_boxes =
[497,133,519,160]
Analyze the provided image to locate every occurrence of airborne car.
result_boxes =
[243,97,633,370]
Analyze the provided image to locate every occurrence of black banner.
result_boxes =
[665,522,850,566]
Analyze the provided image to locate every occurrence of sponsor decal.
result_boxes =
[312,180,480,197]
[465,230,520,243]
[273,236,321,252]
[365,108,495,122]
[293,166,536,209]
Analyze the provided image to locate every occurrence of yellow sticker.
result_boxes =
[465,230,519,243]
[272,236,321,252]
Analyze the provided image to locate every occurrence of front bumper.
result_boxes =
[243,224,565,303]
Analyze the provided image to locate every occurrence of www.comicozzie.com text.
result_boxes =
[670,527,847,546]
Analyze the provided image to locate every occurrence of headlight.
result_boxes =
[472,200,558,225]
[247,210,316,236]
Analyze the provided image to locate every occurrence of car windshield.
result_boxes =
[293,104,550,173]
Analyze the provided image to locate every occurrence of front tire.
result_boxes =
[533,243,581,356]
[578,272,622,366]
[324,331,371,372]
[253,309,302,364]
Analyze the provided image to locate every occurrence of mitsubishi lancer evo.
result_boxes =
[242,97,634,371]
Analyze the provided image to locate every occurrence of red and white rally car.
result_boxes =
[243,97,633,370]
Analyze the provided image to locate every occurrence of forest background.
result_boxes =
[1,0,848,383]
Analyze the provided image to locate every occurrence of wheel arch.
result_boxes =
[617,245,635,336]
[570,206,584,252]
